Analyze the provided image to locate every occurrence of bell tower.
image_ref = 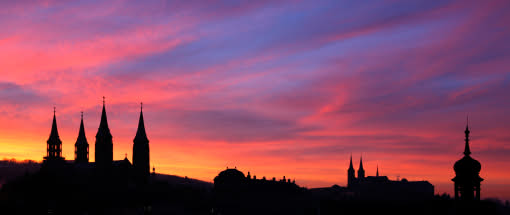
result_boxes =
[44,107,64,163]
[453,120,483,201]
[95,97,113,168]
[75,111,89,163]
[347,154,356,187]
[133,102,150,180]
[357,156,365,179]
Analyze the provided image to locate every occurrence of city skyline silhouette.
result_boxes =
[2,100,506,202]
[0,104,505,214]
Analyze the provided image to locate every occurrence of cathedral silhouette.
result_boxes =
[43,97,150,181]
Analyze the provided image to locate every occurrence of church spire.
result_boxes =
[464,116,471,156]
[77,112,87,143]
[376,164,379,177]
[347,153,356,187]
[97,96,111,138]
[45,107,63,161]
[48,107,60,142]
[357,155,365,178]
[134,102,148,143]
[359,156,364,171]
[348,154,354,170]
[453,117,483,201]
[95,96,113,167]
[133,102,150,181]
[75,111,89,163]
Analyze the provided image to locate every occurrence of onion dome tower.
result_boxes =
[133,103,150,180]
[95,97,113,168]
[347,154,356,187]
[44,107,64,163]
[75,112,89,163]
[452,120,483,201]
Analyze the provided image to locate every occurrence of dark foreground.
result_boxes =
[1,175,509,215]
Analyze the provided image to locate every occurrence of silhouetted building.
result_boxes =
[28,99,161,213]
[357,156,365,179]
[95,97,113,169]
[345,156,433,201]
[453,122,483,201]
[347,155,355,188]
[213,168,309,215]
[74,112,89,163]
[43,108,64,164]
[133,103,150,180]
[40,98,151,182]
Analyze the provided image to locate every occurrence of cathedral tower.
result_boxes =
[133,103,150,179]
[453,120,483,201]
[357,156,365,179]
[75,112,89,163]
[347,154,356,187]
[44,108,64,162]
[95,97,113,168]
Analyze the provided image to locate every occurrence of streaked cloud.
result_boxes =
[0,0,510,201]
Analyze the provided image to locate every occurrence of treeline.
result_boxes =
[0,158,41,187]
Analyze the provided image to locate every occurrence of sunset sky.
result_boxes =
[1,0,509,201]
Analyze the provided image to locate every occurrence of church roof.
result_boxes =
[454,155,481,174]
[75,112,88,146]
[348,155,354,170]
[96,97,112,139]
[47,108,62,144]
[133,103,149,143]
[453,121,483,181]
[358,156,364,171]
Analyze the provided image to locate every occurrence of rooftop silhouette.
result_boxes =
[1,109,508,214]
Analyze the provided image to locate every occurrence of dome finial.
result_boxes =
[464,117,471,156]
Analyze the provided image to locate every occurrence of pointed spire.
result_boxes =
[357,155,365,178]
[46,107,63,160]
[96,96,112,138]
[348,154,354,170]
[100,96,109,129]
[376,164,379,177]
[76,111,87,143]
[75,111,89,163]
[464,116,471,156]
[359,155,364,170]
[49,107,60,141]
[134,102,148,142]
